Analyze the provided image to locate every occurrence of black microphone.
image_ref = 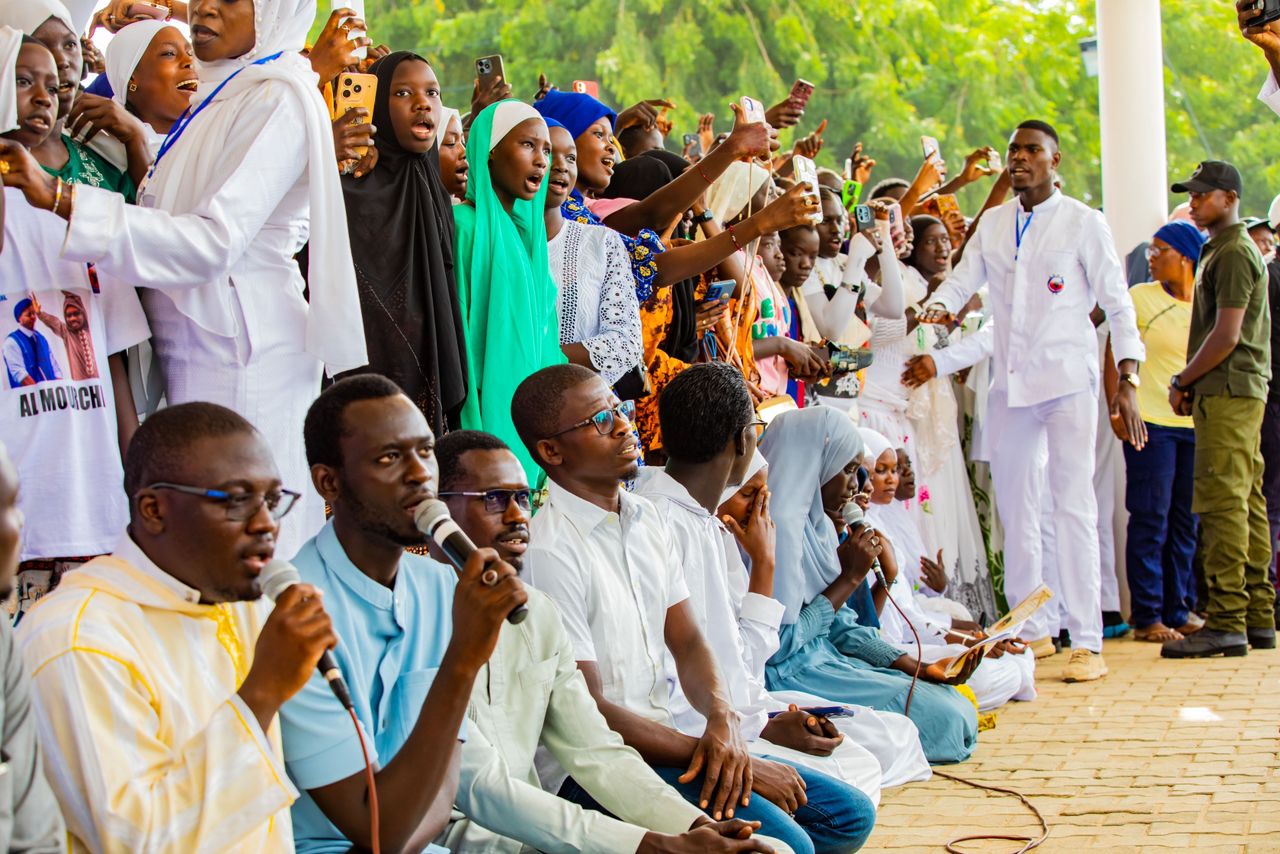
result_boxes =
[415,498,529,624]
[260,559,354,710]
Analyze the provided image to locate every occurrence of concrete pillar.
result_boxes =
[1096,0,1168,258]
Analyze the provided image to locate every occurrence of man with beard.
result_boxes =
[434,429,781,854]
[36,291,98,380]
[283,375,527,854]
[920,120,1146,683]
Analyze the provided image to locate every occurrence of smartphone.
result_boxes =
[1247,0,1280,26]
[125,2,169,19]
[887,201,904,244]
[827,342,873,373]
[333,72,377,157]
[793,155,822,224]
[853,204,875,233]
[475,55,505,90]
[703,279,738,303]
[988,150,1003,172]
[935,194,961,222]
[572,79,599,98]
[330,0,367,62]
[921,135,941,163]
[756,393,799,424]
[788,78,815,111]
[739,96,766,124]
[841,179,862,212]
[683,132,702,157]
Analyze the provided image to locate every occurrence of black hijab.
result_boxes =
[340,51,468,433]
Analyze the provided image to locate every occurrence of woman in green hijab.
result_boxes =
[454,100,567,480]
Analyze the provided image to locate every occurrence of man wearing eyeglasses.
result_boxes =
[512,364,826,854]
[433,429,782,854]
[16,402,337,853]
[279,374,526,854]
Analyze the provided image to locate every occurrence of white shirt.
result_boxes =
[634,471,786,742]
[930,191,1145,408]
[2,189,150,561]
[801,233,879,345]
[1258,70,1280,116]
[524,481,689,726]
[547,220,643,386]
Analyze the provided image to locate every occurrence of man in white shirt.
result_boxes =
[512,364,871,854]
[920,121,1146,683]
[433,428,785,854]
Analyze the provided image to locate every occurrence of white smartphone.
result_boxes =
[330,0,367,62]
[739,96,766,124]
[792,155,822,224]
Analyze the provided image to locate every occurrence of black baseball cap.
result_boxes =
[1171,161,1243,195]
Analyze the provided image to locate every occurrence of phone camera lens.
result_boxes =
[342,90,351,98]
[353,84,362,93]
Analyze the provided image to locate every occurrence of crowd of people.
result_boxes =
[0,0,1274,849]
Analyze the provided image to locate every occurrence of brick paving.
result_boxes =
[867,638,1280,852]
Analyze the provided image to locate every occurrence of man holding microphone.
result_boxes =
[920,120,1145,684]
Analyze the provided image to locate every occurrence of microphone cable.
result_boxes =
[873,563,922,716]
[348,707,381,854]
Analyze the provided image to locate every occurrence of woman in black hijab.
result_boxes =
[340,51,468,433]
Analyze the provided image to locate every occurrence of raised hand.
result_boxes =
[308,9,372,84]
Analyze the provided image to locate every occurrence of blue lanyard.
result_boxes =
[1014,209,1034,259]
[149,52,284,179]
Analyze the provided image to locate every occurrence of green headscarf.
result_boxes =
[453,100,566,481]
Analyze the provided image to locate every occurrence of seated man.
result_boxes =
[434,429,783,854]
[513,363,873,854]
[282,376,526,853]
[0,442,65,852]
[636,363,929,801]
[17,403,335,852]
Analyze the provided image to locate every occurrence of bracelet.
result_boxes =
[726,222,743,253]
[51,178,63,214]
[691,209,714,225]
[695,159,715,186]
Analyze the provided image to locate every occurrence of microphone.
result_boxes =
[842,502,889,588]
[260,560,354,710]
[415,498,529,625]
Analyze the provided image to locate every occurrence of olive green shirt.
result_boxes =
[1187,222,1272,401]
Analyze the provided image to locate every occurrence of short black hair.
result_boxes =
[124,403,257,499]
[780,223,817,245]
[511,364,600,464]
[1016,120,1060,148]
[658,363,754,464]
[818,185,843,204]
[304,374,405,469]
[869,177,909,200]
[436,430,511,491]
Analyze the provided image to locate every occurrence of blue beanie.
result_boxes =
[1153,220,1207,264]
[534,90,616,140]
[12,299,32,322]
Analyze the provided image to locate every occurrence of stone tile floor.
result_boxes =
[866,638,1279,852]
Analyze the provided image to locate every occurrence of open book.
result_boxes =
[943,585,1054,678]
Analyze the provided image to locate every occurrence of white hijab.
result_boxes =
[0,25,20,133]
[0,0,75,37]
[487,100,542,152]
[143,0,366,374]
[433,106,459,150]
[706,160,770,225]
[718,449,767,507]
[105,19,173,106]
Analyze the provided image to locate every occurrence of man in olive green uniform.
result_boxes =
[1165,161,1276,658]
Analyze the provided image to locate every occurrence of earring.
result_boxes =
[128,82,137,92]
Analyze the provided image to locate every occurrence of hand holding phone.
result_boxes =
[703,279,738,303]
[792,155,822,224]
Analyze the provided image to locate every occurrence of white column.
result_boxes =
[1096,0,1168,258]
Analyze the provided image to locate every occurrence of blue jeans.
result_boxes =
[560,755,875,854]
[1124,422,1197,628]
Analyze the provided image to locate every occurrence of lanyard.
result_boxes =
[1014,209,1034,260]
[149,52,284,179]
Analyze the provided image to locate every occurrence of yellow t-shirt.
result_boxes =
[1130,282,1194,429]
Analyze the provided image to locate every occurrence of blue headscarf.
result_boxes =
[534,89,616,140]
[760,407,866,624]
[12,298,31,322]
[1154,220,1207,264]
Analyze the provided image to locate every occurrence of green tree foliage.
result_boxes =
[335,0,1279,215]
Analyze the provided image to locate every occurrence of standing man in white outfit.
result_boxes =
[920,121,1146,683]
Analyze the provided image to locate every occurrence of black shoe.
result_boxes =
[1247,627,1276,649]
[1161,628,1249,659]
[1051,636,1062,654]
[1058,628,1071,649]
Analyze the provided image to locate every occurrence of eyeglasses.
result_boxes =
[547,400,636,438]
[1145,244,1173,260]
[746,419,767,440]
[439,488,533,514]
[143,482,301,521]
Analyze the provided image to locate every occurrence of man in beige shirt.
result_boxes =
[434,429,783,854]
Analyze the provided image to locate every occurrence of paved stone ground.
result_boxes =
[867,638,1280,852]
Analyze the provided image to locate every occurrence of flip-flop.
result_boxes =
[1134,624,1183,642]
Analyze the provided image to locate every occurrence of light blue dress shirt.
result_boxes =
[281,520,460,853]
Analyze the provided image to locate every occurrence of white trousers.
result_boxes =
[988,388,1103,651]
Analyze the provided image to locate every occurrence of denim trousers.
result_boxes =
[560,753,876,854]
[1123,422,1197,629]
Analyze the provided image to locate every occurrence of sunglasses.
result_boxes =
[439,488,533,514]
[547,400,636,438]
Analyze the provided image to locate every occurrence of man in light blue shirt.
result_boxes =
[281,375,527,853]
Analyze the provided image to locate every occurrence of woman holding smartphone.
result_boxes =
[0,0,366,558]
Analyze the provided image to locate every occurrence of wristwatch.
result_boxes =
[1170,373,1187,391]
[691,209,715,225]
[1119,372,1141,390]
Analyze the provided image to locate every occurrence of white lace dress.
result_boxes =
[547,220,643,385]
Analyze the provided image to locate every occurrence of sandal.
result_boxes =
[1134,623,1184,642]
